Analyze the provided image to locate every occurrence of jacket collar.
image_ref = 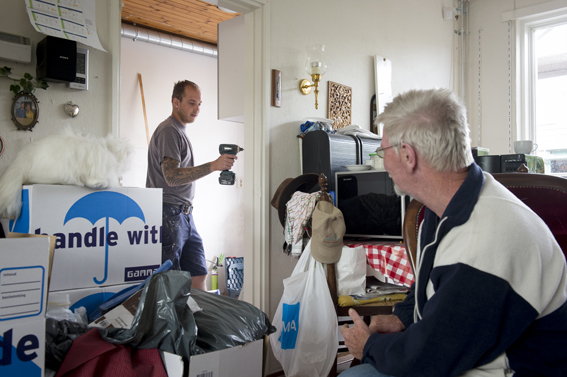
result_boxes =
[416,163,485,316]
[440,162,485,224]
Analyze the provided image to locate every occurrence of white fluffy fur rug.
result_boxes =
[0,126,132,219]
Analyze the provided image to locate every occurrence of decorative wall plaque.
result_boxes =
[327,81,352,129]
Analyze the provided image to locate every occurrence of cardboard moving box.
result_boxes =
[0,318,46,377]
[6,233,56,290]
[2,185,162,291]
[0,237,50,322]
[0,237,51,377]
[187,338,264,377]
[160,338,266,377]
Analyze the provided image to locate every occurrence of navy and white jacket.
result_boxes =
[362,163,567,376]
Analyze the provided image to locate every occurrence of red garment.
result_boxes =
[55,329,168,377]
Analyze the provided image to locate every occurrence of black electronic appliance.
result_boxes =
[474,155,501,173]
[36,36,77,83]
[335,170,408,240]
[501,154,527,172]
[474,154,527,173]
[301,130,382,191]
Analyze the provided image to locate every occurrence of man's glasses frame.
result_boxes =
[375,145,397,158]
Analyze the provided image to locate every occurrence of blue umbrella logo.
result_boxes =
[64,191,146,284]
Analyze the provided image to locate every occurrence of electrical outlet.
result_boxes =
[236,178,243,188]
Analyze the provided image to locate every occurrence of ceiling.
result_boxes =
[121,0,241,45]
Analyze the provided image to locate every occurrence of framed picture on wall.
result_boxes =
[272,69,281,107]
[12,92,39,131]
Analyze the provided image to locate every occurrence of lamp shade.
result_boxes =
[305,44,327,76]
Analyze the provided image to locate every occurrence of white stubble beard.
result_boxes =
[393,181,409,197]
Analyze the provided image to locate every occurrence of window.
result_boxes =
[533,22,567,175]
[516,7,567,176]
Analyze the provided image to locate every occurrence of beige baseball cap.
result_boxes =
[311,201,346,264]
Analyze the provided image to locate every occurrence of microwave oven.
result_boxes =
[335,170,408,240]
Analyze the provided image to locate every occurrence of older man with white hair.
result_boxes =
[340,88,567,377]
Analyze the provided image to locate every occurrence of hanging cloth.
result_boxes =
[284,191,321,257]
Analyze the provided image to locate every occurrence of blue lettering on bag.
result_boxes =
[278,302,300,350]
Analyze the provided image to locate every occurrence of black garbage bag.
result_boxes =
[45,318,90,371]
[99,270,202,358]
[191,288,276,352]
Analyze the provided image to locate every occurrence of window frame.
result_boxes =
[515,7,567,143]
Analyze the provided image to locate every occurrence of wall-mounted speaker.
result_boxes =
[36,36,77,83]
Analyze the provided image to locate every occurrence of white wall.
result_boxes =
[119,37,245,292]
[467,0,516,155]
[466,0,563,155]
[0,0,114,177]
[265,0,455,373]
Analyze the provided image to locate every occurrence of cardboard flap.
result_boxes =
[7,232,56,290]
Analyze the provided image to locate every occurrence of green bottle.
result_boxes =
[211,266,218,290]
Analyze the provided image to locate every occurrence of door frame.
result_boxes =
[221,0,271,312]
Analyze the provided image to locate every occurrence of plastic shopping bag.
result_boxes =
[270,240,338,377]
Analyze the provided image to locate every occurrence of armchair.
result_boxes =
[402,172,567,274]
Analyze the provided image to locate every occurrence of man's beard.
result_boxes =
[394,183,408,197]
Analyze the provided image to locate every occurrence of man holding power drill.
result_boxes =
[146,80,237,291]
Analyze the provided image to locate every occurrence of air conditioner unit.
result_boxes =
[0,31,32,63]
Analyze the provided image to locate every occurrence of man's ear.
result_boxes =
[400,143,417,172]
[172,97,180,109]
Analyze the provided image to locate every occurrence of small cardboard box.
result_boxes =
[0,237,51,323]
[2,184,162,291]
[0,318,45,377]
[188,338,264,377]
[160,338,265,377]
[89,289,143,329]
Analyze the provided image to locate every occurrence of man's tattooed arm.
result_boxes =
[161,156,212,187]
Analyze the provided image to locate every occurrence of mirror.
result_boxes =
[12,91,39,131]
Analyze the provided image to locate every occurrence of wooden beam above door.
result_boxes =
[121,0,241,45]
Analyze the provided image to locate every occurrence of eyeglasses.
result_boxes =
[375,145,397,158]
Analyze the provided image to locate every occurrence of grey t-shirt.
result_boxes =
[146,116,196,206]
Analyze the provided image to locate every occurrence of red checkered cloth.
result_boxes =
[344,241,415,287]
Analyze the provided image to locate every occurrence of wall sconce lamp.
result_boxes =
[299,44,328,109]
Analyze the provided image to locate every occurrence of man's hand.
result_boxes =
[369,314,405,334]
[340,309,372,360]
[210,154,237,172]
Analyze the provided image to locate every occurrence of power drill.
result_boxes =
[219,144,244,185]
